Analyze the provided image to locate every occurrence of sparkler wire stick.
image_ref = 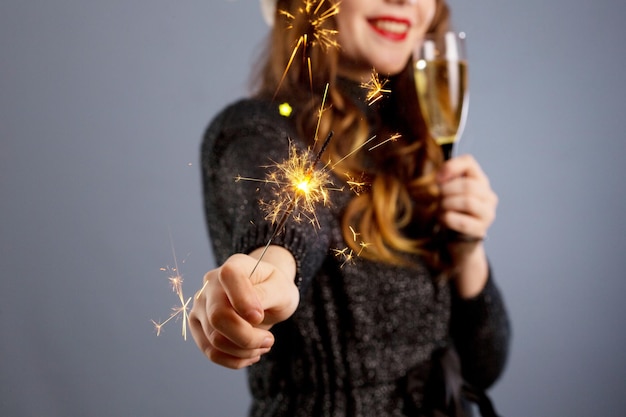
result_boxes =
[313,83,330,143]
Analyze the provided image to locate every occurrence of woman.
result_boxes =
[190,0,510,416]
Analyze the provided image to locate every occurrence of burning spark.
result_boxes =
[349,225,360,241]
[361,70,391,105]
[261,139,333,228]
[349,225,371,256]
[332,247,355,268]
[332,226,370,267]
[152,239,192,340]
[344,172,369,195]
[368,133,402,151]
[275,0,341,94]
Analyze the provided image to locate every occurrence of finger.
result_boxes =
[226,249,299,326]
[189,314,212,355]
[209,329,273,359]
[219,254,265,324]
[253,271,300,325]
[246,245,299,324]
[438,154,488,183]
[440,210,487,237]
[190,269,267,350]
[219,251,295,323]
[189,276,216,352]
[439,176,493,202]
[207,297,275,349]
[206,348,262,370]
[440,194,486,217]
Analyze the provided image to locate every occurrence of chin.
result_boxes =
[374,61,409,76]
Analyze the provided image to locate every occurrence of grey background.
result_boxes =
[1,0,624,416]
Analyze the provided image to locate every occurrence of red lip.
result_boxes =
[367,16,411,42]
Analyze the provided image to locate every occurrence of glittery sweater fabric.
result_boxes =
[201,87,510,417]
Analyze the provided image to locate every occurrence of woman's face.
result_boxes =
[335,0,436,81]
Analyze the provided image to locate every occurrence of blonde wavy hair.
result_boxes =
[253,0,452,268]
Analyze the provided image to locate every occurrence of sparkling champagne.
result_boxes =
[414,59,468,158]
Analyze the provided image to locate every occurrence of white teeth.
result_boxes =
[373,20,408,35]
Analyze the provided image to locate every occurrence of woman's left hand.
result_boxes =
[437,154,498,298]
[437,154,498,240]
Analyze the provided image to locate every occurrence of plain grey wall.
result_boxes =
[1,0,625,416]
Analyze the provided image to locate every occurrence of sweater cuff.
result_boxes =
[451,268,499,321]
[233,221,325,291]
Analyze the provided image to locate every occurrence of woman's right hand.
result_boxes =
[189,246,299,369]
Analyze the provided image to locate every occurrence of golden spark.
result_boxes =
[361,69,391,105]
[344,172,369,195]
[262,138,333,228]
[152,240,192,340]
[349,225,371,256]
[332,226,370,267]
[332,246,355,268]
[368,133,402,151]
[275,0,341,95]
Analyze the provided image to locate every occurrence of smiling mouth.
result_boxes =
[368,18,411,40]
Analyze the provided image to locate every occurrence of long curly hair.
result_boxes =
[252,0,452,268]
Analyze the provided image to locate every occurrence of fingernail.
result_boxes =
[247,309,263,324]
[261,337,274,349]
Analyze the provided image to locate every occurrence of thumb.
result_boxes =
[218,254,265,325]
[250,262,300,325]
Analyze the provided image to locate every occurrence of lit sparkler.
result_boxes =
[245,130,335,277]
[234,123,399,277]
[235,84,335,277]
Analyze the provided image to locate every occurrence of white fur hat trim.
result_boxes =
[260,0,277,26]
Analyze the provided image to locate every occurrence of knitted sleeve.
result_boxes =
[450,269,511,389]
[200,98,333,290]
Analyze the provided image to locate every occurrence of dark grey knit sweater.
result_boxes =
[201,90,510,417]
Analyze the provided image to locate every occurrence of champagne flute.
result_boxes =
[414,31,469,160]
[415,32,478,244]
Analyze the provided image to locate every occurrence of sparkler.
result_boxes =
[238,129,400,275]
[235,77,400,277]
[234,83,334,277]
[246,130,335,278]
